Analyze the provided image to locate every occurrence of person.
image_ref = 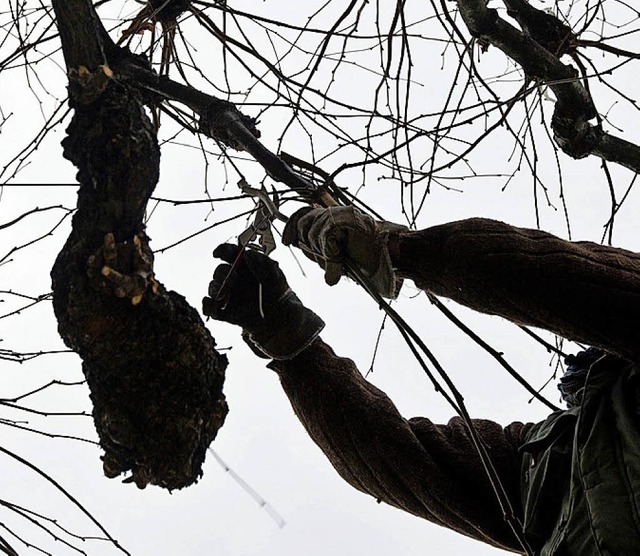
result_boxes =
[202,207,640,554]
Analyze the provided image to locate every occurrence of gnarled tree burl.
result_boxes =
[50,0,228,490]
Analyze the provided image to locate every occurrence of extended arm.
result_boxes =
[202,242,533,552]
[284,209,640,363]
[270,338,532,553]
[392,218,640,363]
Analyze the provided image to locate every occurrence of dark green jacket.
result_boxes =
[271,218,640,553]
[521,355,640,554]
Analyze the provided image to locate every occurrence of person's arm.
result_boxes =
[283,208,640,362]
[202,242,534,551]
[391,218,640,362]
[269,338,534,553]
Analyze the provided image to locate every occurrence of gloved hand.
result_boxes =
[282,206,407,299]
[202,244,324,360]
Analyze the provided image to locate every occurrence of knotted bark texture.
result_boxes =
[51,72,228,490]
[455,0,640,174]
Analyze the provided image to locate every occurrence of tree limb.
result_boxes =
[51,0,228,490]
[455,0,640,173]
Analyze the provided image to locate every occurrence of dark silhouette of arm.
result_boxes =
[267,216,640,550]
[270,339,534,553]
[392,218,640,363]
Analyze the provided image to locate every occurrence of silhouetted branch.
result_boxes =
[454,0,640,173]
[50,0,228,490]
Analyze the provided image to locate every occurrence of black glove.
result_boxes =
[203,244,324,360]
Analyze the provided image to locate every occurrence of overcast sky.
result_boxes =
[1,1,639,555]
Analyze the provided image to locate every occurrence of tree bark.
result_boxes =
[455,0,640,174]
[51,0,228,490]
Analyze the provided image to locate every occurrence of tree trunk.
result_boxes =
[50,0,228,490]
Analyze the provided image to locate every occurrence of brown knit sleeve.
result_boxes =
[270,338,534,553]
[394,218,640,362]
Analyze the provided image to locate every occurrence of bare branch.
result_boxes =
[454,0,640,172]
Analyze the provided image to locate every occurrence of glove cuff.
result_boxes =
[371,222,407,299]
[244,290,325,360]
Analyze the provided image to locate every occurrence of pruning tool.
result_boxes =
[212,180,286,310]
[237,179,287,256]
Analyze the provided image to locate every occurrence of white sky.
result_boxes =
[1,1,640,555]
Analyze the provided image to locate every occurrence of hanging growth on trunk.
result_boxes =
[50,0,228,490]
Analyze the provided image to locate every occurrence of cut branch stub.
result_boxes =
[199,99,261,150]
[68,65,114,105]
[52,73,228,490]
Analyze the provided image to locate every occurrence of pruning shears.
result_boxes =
[212,180,286,309]
[237,179,287,256]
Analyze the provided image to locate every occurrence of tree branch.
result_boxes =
[455,0,640,174]
[120,64,324,199]
[50,0,228,490]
